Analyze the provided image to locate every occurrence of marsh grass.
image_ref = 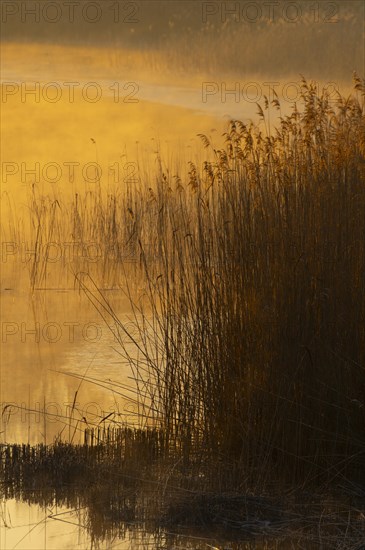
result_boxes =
[1,436,364,548]
[107,76,365,490]
[2,77,365,543]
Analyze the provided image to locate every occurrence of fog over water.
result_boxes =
[1,1,364,548]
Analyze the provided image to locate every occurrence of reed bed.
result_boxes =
[103,76,365,491]
[2,77,365,544]
[1,435,364,548]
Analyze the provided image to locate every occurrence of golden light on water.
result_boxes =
[1,1,364,548]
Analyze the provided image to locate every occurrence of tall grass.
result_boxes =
[3,77,365,496]
[111,76,365,491]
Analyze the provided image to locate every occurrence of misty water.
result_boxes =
[1,39,228,432]
[0,41,259,550]
[1,2,364,547]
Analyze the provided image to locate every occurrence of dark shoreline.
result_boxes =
[1,433,364,549]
